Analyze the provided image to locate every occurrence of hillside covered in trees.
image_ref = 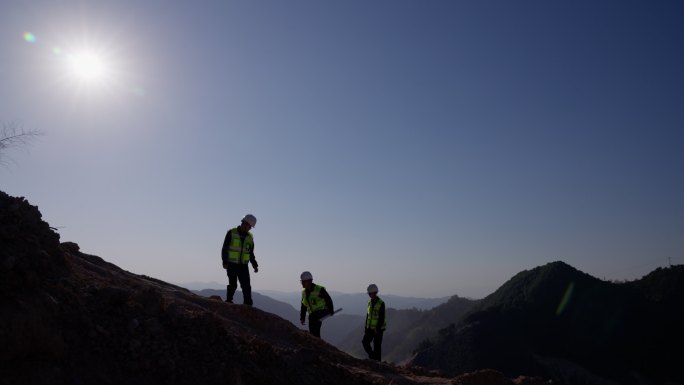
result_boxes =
[412,261,684,385]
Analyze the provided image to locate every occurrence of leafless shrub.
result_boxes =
[0,123,43,166]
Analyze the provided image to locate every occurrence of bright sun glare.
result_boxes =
[22,30,142,97]
[67,51,109,82]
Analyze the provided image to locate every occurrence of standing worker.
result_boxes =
[299,271,334,338]
[362,284,386,361]
[221,214,259,305]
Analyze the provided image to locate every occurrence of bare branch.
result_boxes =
[0,123,44,166]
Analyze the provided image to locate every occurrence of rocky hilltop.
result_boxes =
[0,191,545,385]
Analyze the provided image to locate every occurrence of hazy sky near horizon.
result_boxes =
[2,1,683,298]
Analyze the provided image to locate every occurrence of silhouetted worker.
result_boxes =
[299,271,334,338]
[221,214,258,305]
[362,284,386,361]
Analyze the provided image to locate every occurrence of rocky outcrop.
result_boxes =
[0,191,546,385]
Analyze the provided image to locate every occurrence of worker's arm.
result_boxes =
[376,301,386,333]
[221,230,232,267]
[249,243,258,272]
[300,304,307,324]
[320,287,334,315]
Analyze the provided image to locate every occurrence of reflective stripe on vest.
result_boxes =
[227,228,254,264]
[302,284,328,314]
[366,298,386,330]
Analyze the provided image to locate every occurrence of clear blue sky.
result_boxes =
[2,1,682,298]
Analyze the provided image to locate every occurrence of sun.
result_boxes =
[66,51,111,84]
[68,52,106,79]
[30,31,140,98]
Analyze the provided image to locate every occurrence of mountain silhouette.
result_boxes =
[411,261,684,385]
[258,290,450,316]
[0,191,549,385]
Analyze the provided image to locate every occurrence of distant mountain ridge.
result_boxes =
[175,281,225,290]
[193,289,302,326]
[411,261,684,385]
[258,290,451,316]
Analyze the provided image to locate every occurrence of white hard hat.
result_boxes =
[242,214,257,227]
[300,271,313,281]
[367,284,379,293]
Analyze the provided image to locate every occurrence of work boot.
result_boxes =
[243,286,253,306]
[226,285,236,303]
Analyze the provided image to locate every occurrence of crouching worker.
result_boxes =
[299,271,334,338]
[362,284,386,361]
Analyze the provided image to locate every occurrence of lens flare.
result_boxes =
[23,32,37,43]
[555,281,574,315]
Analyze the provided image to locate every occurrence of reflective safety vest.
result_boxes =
[366,298,386,330]
[227,228,254,264]
[302,284,328,314]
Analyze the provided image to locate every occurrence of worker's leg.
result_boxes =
[308,311,323,337]
[225,264,238,303]
[362,329,375,359]
[236,264,252,305]
[372,330,384,361]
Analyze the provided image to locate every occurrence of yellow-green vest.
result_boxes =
[302,284,328,314]
[227,228,254,264]
[366,298,386,330]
